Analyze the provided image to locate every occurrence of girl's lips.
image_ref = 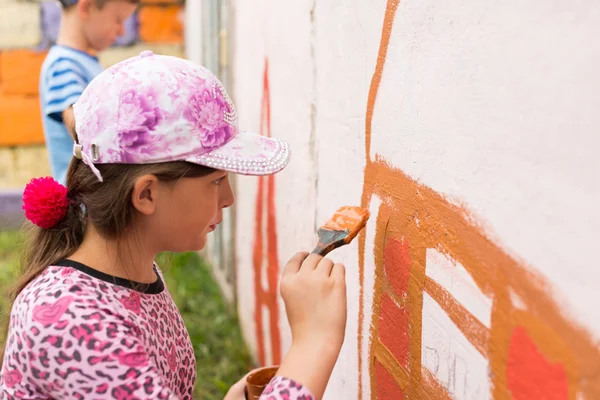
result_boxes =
[208,220,222,232]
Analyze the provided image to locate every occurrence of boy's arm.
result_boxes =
[43,59,88,139]
[62,106,77,140]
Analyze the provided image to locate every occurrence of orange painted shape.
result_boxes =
[0,95,43,146]
[138,5,183,44]
[379,293,410,368]
[0,50,47,96]
[375,360,404,399]
[384,237,411,296]
[507,326,569,400]
[359,0,600,398]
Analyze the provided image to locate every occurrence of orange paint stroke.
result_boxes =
[252,58,282,366]
[363,0,400,164]
[358,1,401,397]
[358,0,600,398]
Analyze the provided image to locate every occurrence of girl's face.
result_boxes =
[144,170,235,253]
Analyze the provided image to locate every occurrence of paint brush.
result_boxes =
[312,206,370,256]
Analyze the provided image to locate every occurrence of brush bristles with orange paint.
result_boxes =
[312,206,370,256]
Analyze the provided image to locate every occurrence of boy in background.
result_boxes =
[40,0,138,184]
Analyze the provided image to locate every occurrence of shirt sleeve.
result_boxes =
[260,376,315,400]
[43,57,89,123]
[21,296,179,400]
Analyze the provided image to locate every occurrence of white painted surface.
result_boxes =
[201,0,600,398]
[422,293,491,399]
[232,0,318,365]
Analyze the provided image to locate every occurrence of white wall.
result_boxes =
[229,0,600,398]
[232,0,317,366]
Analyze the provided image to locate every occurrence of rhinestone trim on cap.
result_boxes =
[213,81,238,127]
[192,138,290,175]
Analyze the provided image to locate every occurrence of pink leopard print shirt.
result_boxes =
[0,260,314,400]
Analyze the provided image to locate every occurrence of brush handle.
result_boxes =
[311,243,337,257]
[311,228,347,257]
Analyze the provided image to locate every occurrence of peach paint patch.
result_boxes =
[379,293,409,368]
[375,360,404,399]
[507,326,569,400]
[384,237,410,296]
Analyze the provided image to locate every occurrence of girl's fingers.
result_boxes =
[299,253,324,272]
[316,257,335,276]
[282,252,309,276]
[331,263,346,284]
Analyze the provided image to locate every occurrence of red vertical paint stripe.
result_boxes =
[252,58,281,365]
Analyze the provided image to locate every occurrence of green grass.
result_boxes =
[158,252,254,398]
[0,230,253,399]
[0,231,22,331]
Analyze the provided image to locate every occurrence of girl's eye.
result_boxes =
[214,176,226,186]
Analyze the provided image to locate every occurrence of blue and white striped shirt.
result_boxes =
[40,45,103,185]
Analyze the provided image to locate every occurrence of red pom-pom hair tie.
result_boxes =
[22,177,70,229]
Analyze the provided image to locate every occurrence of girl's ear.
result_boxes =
[131,174,159,216]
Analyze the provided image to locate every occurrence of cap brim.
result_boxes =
[185,131,290,176]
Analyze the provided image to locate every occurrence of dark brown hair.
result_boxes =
[0,157,215,366]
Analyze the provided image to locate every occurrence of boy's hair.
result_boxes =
[0,157,215,366]
[59,0,140,10]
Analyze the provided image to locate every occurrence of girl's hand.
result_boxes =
[280,252,347,350]
[224,371,251,400]
[276,252,348,399]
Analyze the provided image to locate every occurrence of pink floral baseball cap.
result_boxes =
[72,50,290,182]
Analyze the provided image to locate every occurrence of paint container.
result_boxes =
[245,365,279,399]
